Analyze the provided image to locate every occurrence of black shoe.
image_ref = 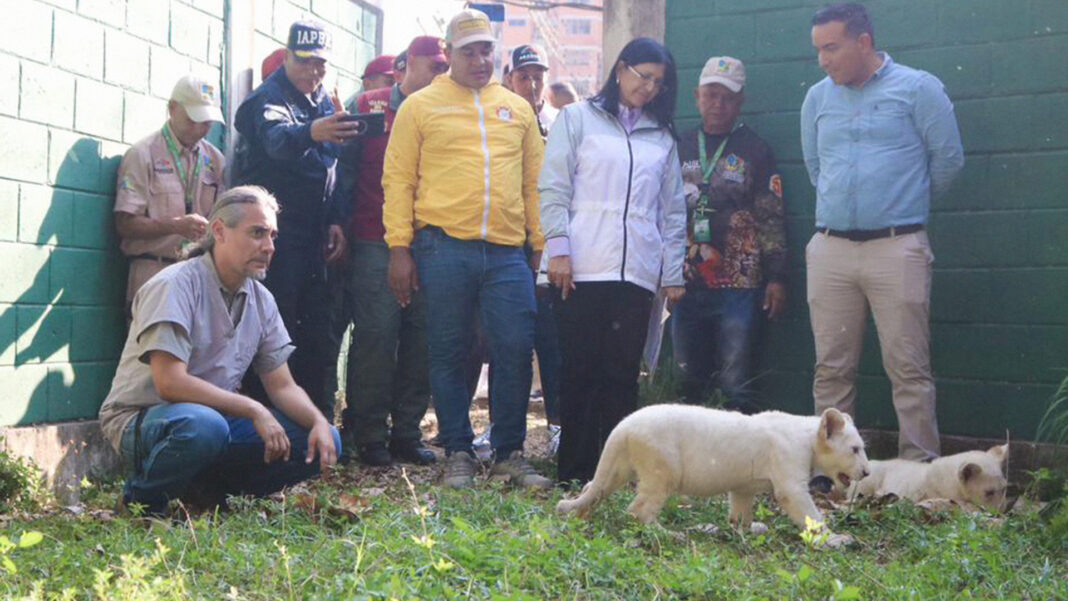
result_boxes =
[358,443,393,467]
[389,440,437,465]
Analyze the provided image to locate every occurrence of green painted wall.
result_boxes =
[0,0,378,427]
[665,0,1068,441]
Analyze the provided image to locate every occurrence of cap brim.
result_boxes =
[698,75,743,93]
[514,61,549,71]
[451,33,495,48]
[426,53,448,63]
[293,49,330,61]
[184,104,225,123]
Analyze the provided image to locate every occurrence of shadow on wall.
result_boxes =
[0,137,126,494]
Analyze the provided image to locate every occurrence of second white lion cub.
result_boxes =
[556,405,870,531]
[851,444,1010,511]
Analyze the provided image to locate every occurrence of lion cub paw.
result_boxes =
[820,532,856,549]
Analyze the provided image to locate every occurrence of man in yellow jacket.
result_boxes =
[382,8,549,490]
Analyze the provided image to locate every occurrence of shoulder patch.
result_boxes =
[496,106,512,122]
[770,174,783,198]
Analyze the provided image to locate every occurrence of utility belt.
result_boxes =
[820,223,924,242]
[128,253,179,264]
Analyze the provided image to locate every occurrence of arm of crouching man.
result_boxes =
[538,106,580,299]
[381,99,420,307]
[659,140,688,306]
[261,363,337,472]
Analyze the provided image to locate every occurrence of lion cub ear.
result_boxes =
[819,408,847,440]
[959,462,983,483]
[988,443,1010,472]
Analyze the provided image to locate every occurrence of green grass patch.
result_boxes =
[3,465,1066,600]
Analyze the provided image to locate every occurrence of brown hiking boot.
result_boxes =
[443,451,477,489]
[490,451,552,490]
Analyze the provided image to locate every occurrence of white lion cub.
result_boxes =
[556,405,870,534]
[851,444,1010,511]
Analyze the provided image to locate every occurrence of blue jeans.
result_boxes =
[413,227,535,457]
[534,286,561,423]
[120,402,341,514]
[672,287,762,413]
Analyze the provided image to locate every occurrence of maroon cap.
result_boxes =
[407,36,447,63]
[362,54,395,78]
[261,47,287,81]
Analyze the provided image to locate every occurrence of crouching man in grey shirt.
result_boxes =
[99,185,340,515]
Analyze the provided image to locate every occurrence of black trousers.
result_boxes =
[553,281,654,484]
[243,230,335,419]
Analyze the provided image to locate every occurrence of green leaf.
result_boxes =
[2,555,16,574]
[18,531,43,548]
[797,564,813,583]
[775,568,793,583]
[835,585,862,600]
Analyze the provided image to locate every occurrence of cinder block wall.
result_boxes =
[0,0,378,428]
[0,0,224,426]
[666,0,1068,441]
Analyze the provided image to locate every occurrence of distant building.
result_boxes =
[499,0,603,97]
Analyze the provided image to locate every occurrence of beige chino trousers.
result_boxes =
[806,230,940,460]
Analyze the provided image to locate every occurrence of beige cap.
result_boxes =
[170,75,224,123]
[698,56,746,93]
[446,9,495,49]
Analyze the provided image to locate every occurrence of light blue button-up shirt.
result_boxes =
[801,53,964,230]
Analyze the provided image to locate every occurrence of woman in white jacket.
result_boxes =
[539,38,687,485]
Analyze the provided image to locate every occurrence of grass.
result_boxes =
[2,460,1067,600]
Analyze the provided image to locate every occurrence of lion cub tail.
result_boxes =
[556,428,633,519]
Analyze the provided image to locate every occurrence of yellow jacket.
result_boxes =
[382,75,544,250]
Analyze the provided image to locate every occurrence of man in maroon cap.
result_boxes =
[261,47,287,82]
[361,54,396,92]
[334,36,449,466]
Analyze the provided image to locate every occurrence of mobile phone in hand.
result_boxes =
[339,112,385,138]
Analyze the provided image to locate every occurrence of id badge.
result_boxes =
[693,218,712,243]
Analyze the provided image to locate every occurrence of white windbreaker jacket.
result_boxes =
[538,99,687,293]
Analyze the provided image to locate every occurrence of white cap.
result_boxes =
[170,75,224,123]
[446,9,495,49]
[698,56,746,93]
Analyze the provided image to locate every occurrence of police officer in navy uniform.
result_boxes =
[233,20,362,418]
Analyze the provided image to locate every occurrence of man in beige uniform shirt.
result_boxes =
[114,75,226,310]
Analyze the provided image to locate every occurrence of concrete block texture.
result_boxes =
[0,421,122,504]
[105,29,151,91]
[125,0,169,41]
[0,180,17,242]
[0,116,50,184]
[53,10,105,79]
[20,62,75,128]
[170,2,214,62]
[0,55,18,117]
[78,0,127,29]
[75,77,124,141]
[0,1,54,64]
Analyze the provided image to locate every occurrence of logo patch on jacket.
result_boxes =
[720,154,745,183]
[153,159,174,174]
[496,106,512,122]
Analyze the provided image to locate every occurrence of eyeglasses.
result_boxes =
[626,64,667,91]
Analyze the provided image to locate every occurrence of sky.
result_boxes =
[381,0,468,54]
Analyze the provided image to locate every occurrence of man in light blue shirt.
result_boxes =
[801,3,963,461]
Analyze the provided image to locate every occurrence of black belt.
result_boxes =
[820,223,923,242]
[129,253,178,264]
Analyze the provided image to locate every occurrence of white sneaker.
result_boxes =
[547,424,561,457]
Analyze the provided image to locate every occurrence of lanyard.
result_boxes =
[698,121,741,183]
[161,123,203,214]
